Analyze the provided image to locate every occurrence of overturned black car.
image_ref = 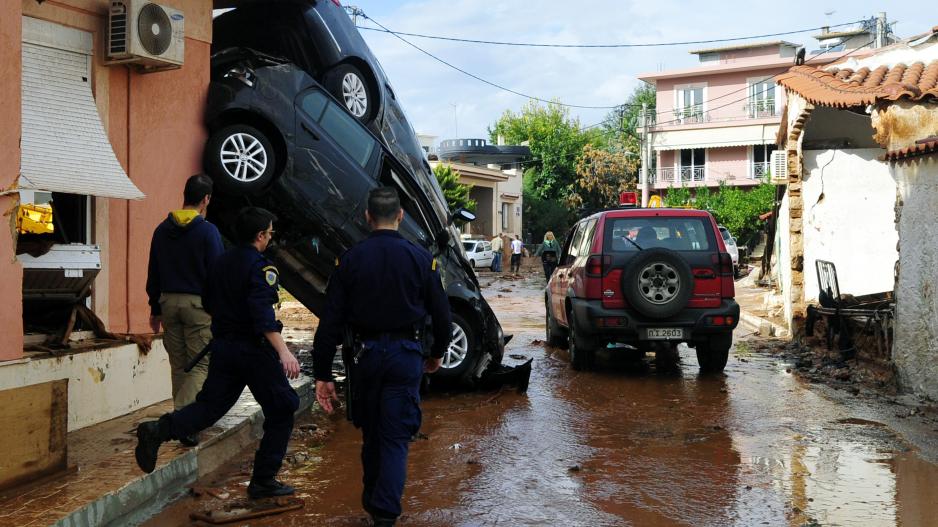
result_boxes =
[203,49,507,385]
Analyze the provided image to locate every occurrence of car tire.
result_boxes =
[621,248,694,319]
[324,63,375,124]
[431,312,479,385]
[568,312,596,371]
[545,299,568,348]
[696,332,732,373]
[205,124,277,195]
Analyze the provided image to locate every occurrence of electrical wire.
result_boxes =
[355,19,866,49]
[360,13,620,109]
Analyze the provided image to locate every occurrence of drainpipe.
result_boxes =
[640,103,649,207]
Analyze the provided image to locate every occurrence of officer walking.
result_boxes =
[135,207,301,499]
[145,174,224,445]
[313,187,451,527]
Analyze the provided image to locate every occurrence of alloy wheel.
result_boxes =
[341,72,368,118]
[219,133,268,183]
[638,262,681,304]
[443,322,469,369]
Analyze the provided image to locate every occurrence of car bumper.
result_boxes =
[570,298,740,344]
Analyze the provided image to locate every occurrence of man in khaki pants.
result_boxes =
[146,174,224,446]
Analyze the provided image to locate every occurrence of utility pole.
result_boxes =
[640,103,649,207]
[451,102,458,138]
[347,5,363,26]
[875,12,887,48]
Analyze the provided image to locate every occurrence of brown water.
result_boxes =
[147,274,938,527]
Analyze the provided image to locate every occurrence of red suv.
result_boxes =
[545,206,739,372]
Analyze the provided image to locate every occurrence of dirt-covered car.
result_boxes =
[546,199,739,373]
[203,49,506,385]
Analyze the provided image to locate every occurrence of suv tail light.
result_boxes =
[586,254,611,277]
[712,253,733,276]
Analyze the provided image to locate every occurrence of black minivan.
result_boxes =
[204,49,505,385]
[212,0,433,199]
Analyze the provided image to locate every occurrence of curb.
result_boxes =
[55,376,316,527]
[739,310,790,338]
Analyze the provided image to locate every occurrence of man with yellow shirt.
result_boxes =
[146,174,224,446]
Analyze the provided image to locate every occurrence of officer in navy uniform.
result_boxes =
[313,187,451,527]
[134,207,302,499]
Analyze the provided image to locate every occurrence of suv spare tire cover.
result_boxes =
[621,247,694,319]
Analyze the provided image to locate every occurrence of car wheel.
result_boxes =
[568,312,596,371]
[621,248,694,319]
[325,63,374,124]
[545,299,568,348]
[696,332,732,373]
[205,124,277,194]
[432,312,479,385]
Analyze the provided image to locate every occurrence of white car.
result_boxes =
[718,226,740,276]
[462,240,495,269]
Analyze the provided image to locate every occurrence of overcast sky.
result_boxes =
[345,1,932,145]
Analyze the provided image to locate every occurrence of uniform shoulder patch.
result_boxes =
[262,265,279,286]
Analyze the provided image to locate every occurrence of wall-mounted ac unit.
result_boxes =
[107,1,184,69]
[770,150,788,183]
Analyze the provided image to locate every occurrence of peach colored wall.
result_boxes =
[2,0,212,348]
[706,146,750,181]
[655,67,783,123]
[0,0,24,361]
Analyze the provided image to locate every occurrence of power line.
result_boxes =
[356,20,866,49]
[359,13,622,109]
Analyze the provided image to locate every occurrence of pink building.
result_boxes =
[637,30,880,194]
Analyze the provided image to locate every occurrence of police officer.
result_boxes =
[313,187,451,527]
[134,207,301,499]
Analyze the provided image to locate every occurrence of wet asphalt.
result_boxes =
[146,272,938,527]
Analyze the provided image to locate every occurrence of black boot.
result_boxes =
[135,414,172,473]
[370,513,397,526]
[178,433,199,447]
[247,478,295,499]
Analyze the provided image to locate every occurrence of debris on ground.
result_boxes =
[189,497,304,524]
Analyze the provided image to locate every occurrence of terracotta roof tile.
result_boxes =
[882,136,938,161]
[778,59,938,108]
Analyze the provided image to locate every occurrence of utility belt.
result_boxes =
[354,326,422,343]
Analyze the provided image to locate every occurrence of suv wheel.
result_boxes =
[568,313,596,371]
[621,248,694,319]
[325,63,374,124]
[432,312,479,385]
[205,125,277,194]
[545,300,568,348]
[696,332,732,373]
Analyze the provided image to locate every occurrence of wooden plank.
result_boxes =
[0,380,68,491]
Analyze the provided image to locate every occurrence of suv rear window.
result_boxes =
[604,216,713,252]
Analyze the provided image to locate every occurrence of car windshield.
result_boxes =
[605,217,713,252]
[462,242,477,252]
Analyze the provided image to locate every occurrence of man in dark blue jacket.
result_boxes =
[145,174,224,446]
[313,187,451,526]
[135,207,301,499]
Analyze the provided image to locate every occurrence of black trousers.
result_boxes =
[168,338,299,479]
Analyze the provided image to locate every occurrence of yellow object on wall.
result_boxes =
[16,203,54,234]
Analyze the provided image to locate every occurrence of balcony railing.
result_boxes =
[655,166,705,184]
[652,99,782,129]
[753,161,770,179]
[746,101,777,119]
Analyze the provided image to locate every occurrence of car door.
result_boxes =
[552,222,584,327]
[291,87,380,275]
[481,241,493,267]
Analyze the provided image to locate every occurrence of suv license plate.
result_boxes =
[645,328,684,340]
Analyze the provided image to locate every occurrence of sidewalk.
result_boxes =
[0,375,314,527]
[734,269,790,338]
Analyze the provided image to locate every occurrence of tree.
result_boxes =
[601,83,656,147]
[662,182,775,245]
[568,144,639,213]
[433,163,476,212]
[489,100,604,201]
[522,168,575,243]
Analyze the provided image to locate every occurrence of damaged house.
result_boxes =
[773,26,938,398]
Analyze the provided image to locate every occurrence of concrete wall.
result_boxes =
[801,149,897,301]
[0,0,24,361]
[0,343,171,431]
[894,155,938,400]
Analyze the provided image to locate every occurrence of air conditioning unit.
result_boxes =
[107,1,184,69]
[770,150,788,182]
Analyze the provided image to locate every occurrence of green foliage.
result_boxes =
[602,83,656,145]
[488,100,605,201]
[569,144,639,213]
[433,163,476,212]
[664,181,776,245]
[522,168,575,243]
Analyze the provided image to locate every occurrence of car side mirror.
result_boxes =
[450,208,475,225]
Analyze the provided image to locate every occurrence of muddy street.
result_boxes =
[148,274,938,527]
